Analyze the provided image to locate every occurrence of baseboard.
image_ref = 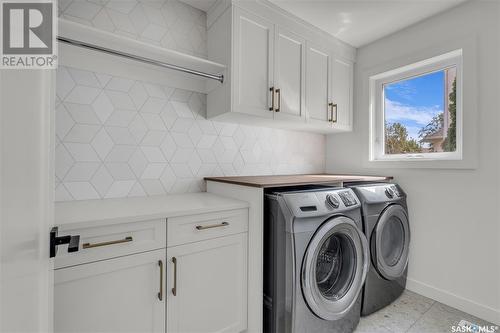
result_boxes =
[406,278,500,326]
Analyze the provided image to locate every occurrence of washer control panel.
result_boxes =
[320,189,359,211]
[326,194,340,208]
[278,188,361,218]
[338,191,358,207]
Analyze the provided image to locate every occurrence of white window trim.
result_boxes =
[369,49,463,163]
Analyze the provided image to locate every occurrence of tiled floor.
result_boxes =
[355,290,497,333]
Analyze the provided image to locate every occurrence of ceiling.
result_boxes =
[267,0,468,47]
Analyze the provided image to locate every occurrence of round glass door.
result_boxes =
[302,216,369,321]
[372,204,410,280]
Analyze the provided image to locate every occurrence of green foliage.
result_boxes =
[418,112,444,151]
[385,122,422,154]
[443,78,457,152]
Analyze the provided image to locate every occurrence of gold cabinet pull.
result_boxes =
[328,102,333,122]
[82,236,133,249]
[331,103,338,123]
[275,89,281,112]
[172,257,177,296]
[269,87,275,111]
[158,260,163,301]
[195,221,229,230]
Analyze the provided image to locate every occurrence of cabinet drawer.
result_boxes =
[167,209,248,247]
[55,219,166,269]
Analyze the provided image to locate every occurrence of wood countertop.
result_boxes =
[204,174,393,188]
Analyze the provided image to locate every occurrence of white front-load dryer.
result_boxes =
[264,187,369,333]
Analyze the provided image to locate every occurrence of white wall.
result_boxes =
[326,0,500,325]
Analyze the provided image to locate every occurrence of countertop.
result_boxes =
[204,174,393,188]
[55,192,249,227]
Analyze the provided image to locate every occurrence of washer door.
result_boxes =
[301,216,369,321]
[372,204,410,280]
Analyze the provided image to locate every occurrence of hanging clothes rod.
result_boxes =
[57,36,224,83]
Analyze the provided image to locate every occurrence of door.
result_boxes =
[301,217,368,320]
[372,204,410,280]
[233,7,274,118]
[54,249,166,333]
[167,234,248,333]
[273,27,305,121]
[305,42,331,126]
[331,57,354,130]
[1,70,55,332]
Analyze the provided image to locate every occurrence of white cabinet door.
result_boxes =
[274,27,305,121]
[331,57,354,130]
[233,7,274,118]
[167,233,248,333]
[54,249,166,333]
[305,42,331,126]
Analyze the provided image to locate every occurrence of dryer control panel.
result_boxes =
[277,188,361,218]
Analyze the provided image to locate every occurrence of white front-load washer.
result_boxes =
[264,187,369,333]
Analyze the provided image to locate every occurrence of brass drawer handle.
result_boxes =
[195,222,229,230]
[331,103,338,123]
[82,236,133,249]
[275,88,281,112]
[269,87,275,111]
[172,257,177,296]
[158,260,163,301]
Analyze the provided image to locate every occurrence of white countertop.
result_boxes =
[55,193,249,228]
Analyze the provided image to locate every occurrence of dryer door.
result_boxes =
[372,204,410,280]
[301,216,369,321]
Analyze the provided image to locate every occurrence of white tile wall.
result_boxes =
[55,65,326,201]
[55,0,326,201]
[58,0,207,58]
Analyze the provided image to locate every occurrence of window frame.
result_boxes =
[369,49,463,162]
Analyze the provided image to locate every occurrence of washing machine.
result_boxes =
[348,183,410,316]
[264,187,369,333]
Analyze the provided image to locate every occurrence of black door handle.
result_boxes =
[50,226,80,258]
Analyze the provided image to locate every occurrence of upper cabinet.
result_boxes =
[331,57,354,131]
[232,8,275,119]
[305,42,331,126]
[207,0,355,133]
[274,27,306,122]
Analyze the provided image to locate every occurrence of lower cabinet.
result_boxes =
[53,208,249,333]
[167,233,248,333]
[54,249,166,333]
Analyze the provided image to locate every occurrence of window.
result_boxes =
[369,50,462,161]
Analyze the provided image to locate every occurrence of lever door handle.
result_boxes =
[50,226,80,258]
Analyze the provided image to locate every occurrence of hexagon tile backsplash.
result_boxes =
[55,65,326,201]
[58,0,207,58]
